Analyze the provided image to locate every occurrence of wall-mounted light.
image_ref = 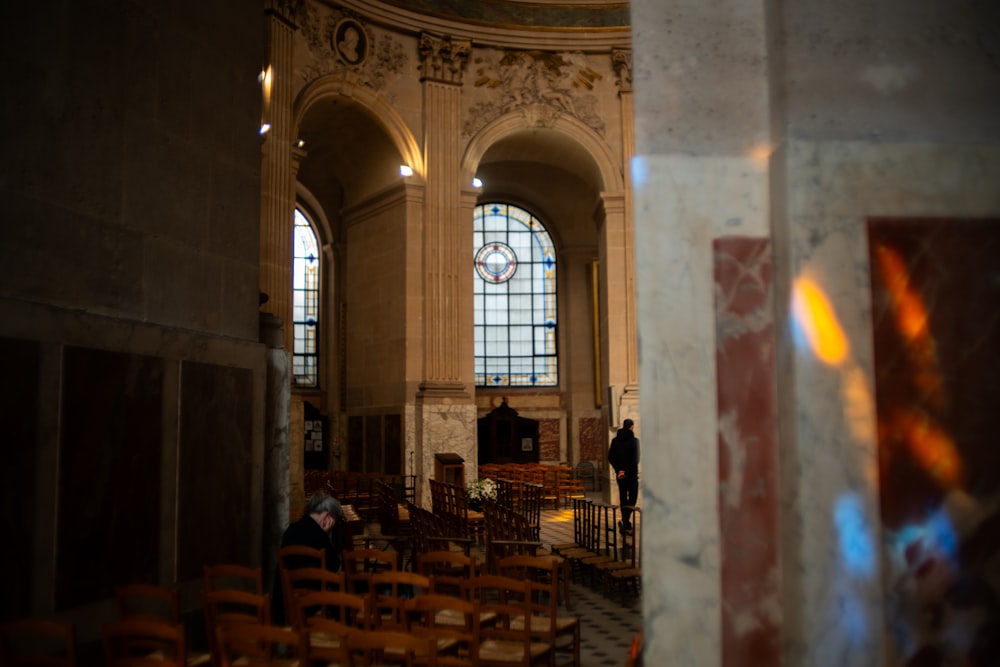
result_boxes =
[399,165,414,177]
[472,177,483,188]
[296,139,306,148]
[259,65,273,138]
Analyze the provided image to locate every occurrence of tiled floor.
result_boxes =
[537,498,642,667]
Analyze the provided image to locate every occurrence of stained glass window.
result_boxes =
[293,209,320,387]
[473,203,557,386]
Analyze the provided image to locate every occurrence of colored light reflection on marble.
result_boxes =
[834,493,876,579]
[873,243,945,408]
[792,278,848,366]
[890,409,963,489]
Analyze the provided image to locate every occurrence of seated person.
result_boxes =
[271,491,344,625]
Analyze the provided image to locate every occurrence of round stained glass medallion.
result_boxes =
[475,242,517,283]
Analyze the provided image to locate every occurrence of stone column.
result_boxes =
[259,312,290,594]
[415,34,476,506]
[260,1,298,352]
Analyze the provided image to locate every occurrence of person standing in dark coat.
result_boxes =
[271,491,343,625]
[608,418,640,533]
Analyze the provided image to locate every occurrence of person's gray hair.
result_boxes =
[304,491,342,519]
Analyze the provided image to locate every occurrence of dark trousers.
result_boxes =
[617,475,638,528]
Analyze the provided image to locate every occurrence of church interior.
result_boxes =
[2,1,999,665]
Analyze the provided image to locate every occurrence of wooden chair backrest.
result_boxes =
[102,618,185,666]
[214,623,305,667]
[203,564,263,594]
[113,583,180,625]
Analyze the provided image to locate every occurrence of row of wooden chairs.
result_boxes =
[287,561,578,667]
[479,464,586,509]
[551,498,642,603]
[428,479,484,545]
[276,541,578,667]
[304,470,416,520]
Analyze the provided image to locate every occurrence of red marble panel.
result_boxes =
[538,418,560,461]
[58,347,163,608]
[869,218,1000,664]
[713,237,781,667]
[177,360,254,580]
[579,416,605,461]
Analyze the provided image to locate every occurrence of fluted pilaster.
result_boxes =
[260,4,298,351]
[419,33,471,395]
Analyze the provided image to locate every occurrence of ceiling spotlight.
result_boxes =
[399,165,413,177]
[472,177,483,188]
[259,123,271,135]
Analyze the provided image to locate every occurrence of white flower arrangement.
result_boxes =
[466,477,497,509]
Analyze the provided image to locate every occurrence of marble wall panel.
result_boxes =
[579,416,605,461]
[177,361,254,581]
[538,418,560,461]
[868,218,1000,665]
[0,337,41,617]
[57,347,163,608]
[713,238,782,667]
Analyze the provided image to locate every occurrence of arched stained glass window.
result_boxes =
[473,203,558,387]
[293,208,320,387]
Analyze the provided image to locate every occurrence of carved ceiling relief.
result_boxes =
[295,3,407,94]
[465,49,606,138]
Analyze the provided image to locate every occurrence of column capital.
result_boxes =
[612,48,632,94]
[264,0,303,28]
[419,33,472,85]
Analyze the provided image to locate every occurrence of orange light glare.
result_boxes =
[793,278,849,366]
[893,410,963,489]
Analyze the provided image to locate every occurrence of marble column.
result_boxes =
[630,1,773,665]
[415,34,477,505]
[259,312,290,594]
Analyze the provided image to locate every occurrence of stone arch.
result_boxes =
[461,107,624,193]
[292,76,425,180]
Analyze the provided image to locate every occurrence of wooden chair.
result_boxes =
[113,583,180,625]
[343,628,437,667]
[416,550,478,599]
[293,590,369,664]
[579,503,620,587]
[0,618,76,667]
[550,498,588,555]
[203,564,263,594]
[406,501,475,560]
[604,507,642,603]
[342,548,398,597]
[283,567,346,627]
[404,594,480,666]
[276,545,327,626]
[497,555,580,667]
[369,571,431,630]
[214,623,305,667]
[461,575,552,667]
[102,618,185,667]
[555,466,586,508]
[202,589,269,667]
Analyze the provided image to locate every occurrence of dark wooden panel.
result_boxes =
[365,415,382,473]
[57,347,163,608]
[0,337,41,617]
[177,361,254,581]
[347,416,363,472]
[384,414,401,475]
